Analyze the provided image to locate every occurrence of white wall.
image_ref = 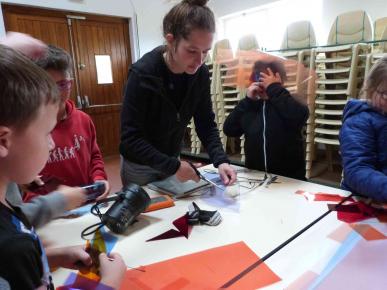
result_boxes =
[0,0,140,61]
[2,0,387,59]
[131,0,173,56]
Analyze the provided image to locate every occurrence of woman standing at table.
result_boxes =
[120,0,236,186]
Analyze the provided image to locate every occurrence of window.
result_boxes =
[95,55,113,84]
[218,0,323,51]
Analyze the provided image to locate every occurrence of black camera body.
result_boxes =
[101,184,151,234]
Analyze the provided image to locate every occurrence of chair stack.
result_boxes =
[210,39,241,152]
[236,34,260,163]
[186,57,213,155]
[305,10,372,178]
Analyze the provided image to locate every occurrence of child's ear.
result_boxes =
[0,126,12,157]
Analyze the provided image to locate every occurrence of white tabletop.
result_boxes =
[38,165,352,288]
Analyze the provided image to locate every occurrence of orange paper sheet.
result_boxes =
[121,241,281,290]
[350,224,387,241]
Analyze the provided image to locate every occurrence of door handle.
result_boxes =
[84,95,90,108]
[78,63,86,70]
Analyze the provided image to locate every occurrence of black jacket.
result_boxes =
[120,46,229,175]
[223,83,308,180]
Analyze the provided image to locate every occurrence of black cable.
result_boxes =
[220,193,355,288]
[80,195,122,240]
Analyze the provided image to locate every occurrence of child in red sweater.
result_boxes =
[24,45,109,201]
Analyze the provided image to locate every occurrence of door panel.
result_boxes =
[73,19,130,106]
[2,4,132,156]
[3,9,77,101]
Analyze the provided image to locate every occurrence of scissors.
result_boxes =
[187,162,224,190]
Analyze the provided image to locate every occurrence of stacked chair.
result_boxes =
[236,34,260,162]
[279,21,317,177]
[279,21,316,97]
[211,39,239,151]
[373,17,387,53]
[187,55,215,155]
[305,10,372,179]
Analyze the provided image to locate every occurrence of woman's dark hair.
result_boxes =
[163,0,215,42]
[250,60,288,83]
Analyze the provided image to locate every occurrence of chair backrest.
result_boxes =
[212,39,233,63]
[380,27,387,52]
[374,17,387,41]
[281,21,316,49]
[327,10,372,45]
[237,34,259,51]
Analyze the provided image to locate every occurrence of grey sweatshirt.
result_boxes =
[5,182,67,228]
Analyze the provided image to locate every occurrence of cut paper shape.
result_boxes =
[172,214,191,238]
[121,241,281,290]
[285,271,319,290]
[200,172,240,213]
[146,229,183,242]
[308,231,361,289]
[327,224,353,243]
[328,202,377,223]
[295,190,353,203]
[146,214,192,242]
[313,238,387,290]
[349,224,387,241]
[59,272,112,290]
[79,227,119,281]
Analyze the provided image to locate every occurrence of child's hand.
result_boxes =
[246,82,265,100]
[46,245,92,272]
[57,185,87,210]
[96,180,110,200]
[259,68,282,90]
[0,32,47,59]
[99,252,126,290]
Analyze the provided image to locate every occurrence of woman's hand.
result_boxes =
[218,163,237,185]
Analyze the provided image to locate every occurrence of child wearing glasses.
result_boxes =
[24,45,110,202]
[340,56,387,201]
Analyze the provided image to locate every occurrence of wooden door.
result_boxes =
[2,7,78,101]
[2,4,132,156]
[71,17,130,155]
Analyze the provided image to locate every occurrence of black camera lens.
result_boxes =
[102,184,150,234]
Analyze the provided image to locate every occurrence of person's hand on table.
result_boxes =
[218,163,237,185]
[99,252,126,290]
[95,180,110,201]
[46,245,92,272]
[175,161,200,182]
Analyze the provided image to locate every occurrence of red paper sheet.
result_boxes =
[295,190,353,203]
[121,242,281,290]
[329,202,377,223]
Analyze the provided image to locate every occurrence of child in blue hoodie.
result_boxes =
[339,56,387,201]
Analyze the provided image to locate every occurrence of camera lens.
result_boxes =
[102,184,150,234]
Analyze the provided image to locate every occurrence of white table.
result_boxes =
[38,165,351,288]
